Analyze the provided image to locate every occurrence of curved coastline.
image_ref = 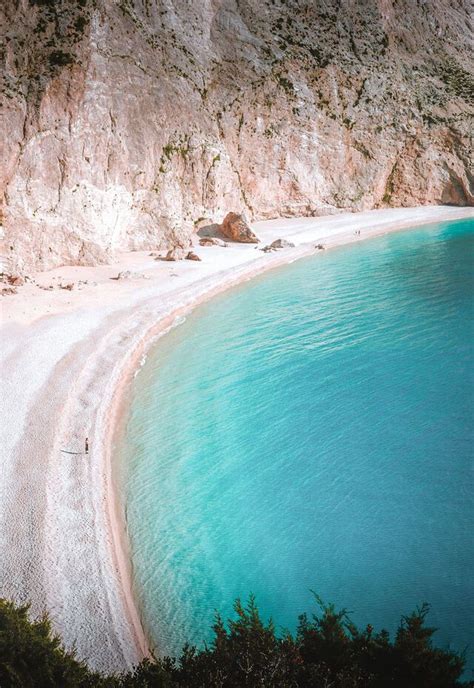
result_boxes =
[1,206,473,672]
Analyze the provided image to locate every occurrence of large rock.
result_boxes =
[220,213,260,244]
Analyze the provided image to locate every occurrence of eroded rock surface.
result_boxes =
[220,212,260,243]
[1,0,473,272]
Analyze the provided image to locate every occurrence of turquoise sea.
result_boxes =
[120,219,474,671]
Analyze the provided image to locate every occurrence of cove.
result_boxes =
[120,219,473,668]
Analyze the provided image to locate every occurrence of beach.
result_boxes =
[0,206,472,672]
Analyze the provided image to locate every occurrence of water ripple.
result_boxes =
[120,219,474,668]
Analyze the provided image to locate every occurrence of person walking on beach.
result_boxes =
[85,437,89,455]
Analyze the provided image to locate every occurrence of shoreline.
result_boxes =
[1,206,472,671]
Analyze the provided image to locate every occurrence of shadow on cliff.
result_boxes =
[196,223,223,239]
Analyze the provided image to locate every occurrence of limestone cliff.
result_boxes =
[1,0,473,273]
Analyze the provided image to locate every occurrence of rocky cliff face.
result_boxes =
[1,0,473,273]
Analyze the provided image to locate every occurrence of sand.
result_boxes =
[0,206,472,672]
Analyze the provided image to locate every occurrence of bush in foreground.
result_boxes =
[0,595,471,687]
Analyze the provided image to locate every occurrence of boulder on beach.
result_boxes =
[164,247,187,261]
[186,251,201,261]
[1,286,18,296]
[261,238,296,252]
[219,212,259,244]
[270,238,295,249]
[114,271,133,280]
[112,270,150,280]
[9,275,25,286]
[199,237,228,247]
[1,274,25,286]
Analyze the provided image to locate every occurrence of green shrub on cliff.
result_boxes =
[0,595,471,688]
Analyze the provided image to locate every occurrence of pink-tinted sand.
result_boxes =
[0,206,472,671]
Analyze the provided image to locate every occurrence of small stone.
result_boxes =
[186,251,201,261]
[199,237,228,247]
[164,247,186,261]
[270,238,295,249]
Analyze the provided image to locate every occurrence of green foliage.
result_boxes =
[0,599,108,687]
[161,137,191,167]
[48,50,74,68]
[0,595,471,688]
[297,596,469,688]
[31,0,58,6]
[277,75,295,97]
[308,45,331,68]
[74,16,88,34]
[438,60,474,102]
[162,143,175,160]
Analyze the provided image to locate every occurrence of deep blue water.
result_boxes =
[121,219,474,672]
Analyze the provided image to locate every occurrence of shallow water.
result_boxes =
[121,219,474,669]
